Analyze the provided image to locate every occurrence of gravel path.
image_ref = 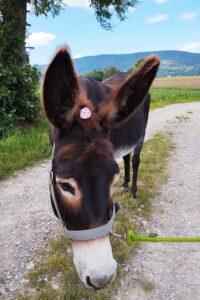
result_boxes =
[0,102,200,298]
[116,103,200,300]
[0,161,62,297]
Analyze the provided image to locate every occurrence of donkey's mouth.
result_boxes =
[86,276,102,290]
[71,236,117,289]
[86,276,97,289]
[86,275,113,290]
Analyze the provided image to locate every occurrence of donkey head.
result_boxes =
[43,46,160,289]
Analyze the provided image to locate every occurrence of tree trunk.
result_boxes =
[1,0,28,66]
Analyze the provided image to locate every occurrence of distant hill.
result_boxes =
[38,50,200,77]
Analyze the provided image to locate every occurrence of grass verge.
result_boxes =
[0,118,50,180]
[19,131,174,299]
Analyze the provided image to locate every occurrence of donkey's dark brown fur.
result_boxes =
[78,73,152,198]
[43,46,160,231]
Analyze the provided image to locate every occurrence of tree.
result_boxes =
[1,0,138,67]
[84,67,120,81]
[127,58,145,73]
[90,0,138,29]
[0,1,61,67]
[0,1,41,138]
[103,66,120,79]
[84,70,104,82]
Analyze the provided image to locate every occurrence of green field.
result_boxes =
[0,87,199,180]
[150,87,200,109]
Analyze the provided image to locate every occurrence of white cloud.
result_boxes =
[146,14,170,23]
[180,12,199,21]
[154,0,168,4]
[27,3,33,10]
[63,0,90,9]
[180,41,200,52]
[26,32,56,47]
[73,54,83,59]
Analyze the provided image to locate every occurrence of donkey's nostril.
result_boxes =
[86,276,98,289]
[86,275,112,290]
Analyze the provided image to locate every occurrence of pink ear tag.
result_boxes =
[80,107,92,120]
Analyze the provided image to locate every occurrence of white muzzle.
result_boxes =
[71,236,117,289]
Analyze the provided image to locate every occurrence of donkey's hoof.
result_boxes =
[131,195,138,201]
[120,186,129,193]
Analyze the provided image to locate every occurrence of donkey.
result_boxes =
[43,46,160,290]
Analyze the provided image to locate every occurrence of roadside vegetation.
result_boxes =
[0,118,50,180]
[19,131,174,299]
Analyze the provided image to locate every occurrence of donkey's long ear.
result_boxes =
[43,46,79,129]
[98,55,160,128]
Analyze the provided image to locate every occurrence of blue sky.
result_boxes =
[27,0,200,65]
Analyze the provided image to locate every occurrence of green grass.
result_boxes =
[0,118,51,180]
[139,280,155,293]
[0,276,5,285]
[150,87,200,109]
[19,132,174,299]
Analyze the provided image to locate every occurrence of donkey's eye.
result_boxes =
[59,182,75,195]
[56,177,81,205]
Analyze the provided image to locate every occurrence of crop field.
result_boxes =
[150,87,200,109]
[153,76,200,89]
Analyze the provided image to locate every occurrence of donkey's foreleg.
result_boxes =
[121,153,131,191]
[131,142,143,200]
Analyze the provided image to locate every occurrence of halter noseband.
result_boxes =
[49,144,120,241]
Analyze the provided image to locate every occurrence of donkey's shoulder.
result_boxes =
[78,72,130,106]
[78,76,106,106]
[102,72,130,86]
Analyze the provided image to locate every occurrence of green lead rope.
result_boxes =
[126,229,200,246]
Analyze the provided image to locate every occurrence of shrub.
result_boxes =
[84,70,104,81]
[103,67,119,79]
[0,63,40,138]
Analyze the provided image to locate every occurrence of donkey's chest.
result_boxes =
[114,145,136,160]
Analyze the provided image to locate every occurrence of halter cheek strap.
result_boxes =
[49,144,120,241]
